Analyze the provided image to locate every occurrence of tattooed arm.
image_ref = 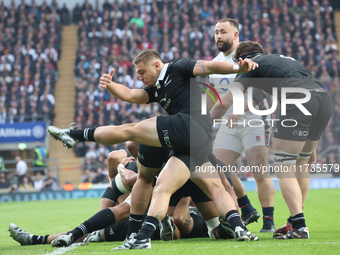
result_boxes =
[172,197,194,236]
[192,59,258,76]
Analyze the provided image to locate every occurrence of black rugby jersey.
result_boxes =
[234,54,322,99]
[144,58,212,133]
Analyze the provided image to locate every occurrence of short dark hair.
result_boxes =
[133,49,161,65]
[233,41,265,62]
[217,18,239,32]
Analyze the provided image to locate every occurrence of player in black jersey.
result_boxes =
[8,219,172,246]
[48,49,259,249]
[211,41,333,240]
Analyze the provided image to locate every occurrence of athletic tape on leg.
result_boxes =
[298,151,313,159]
[206,217,220,230]
[115,173,131,194]
[274,150,298,164]
[123,194,132,205]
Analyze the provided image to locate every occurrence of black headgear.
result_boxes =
[239,52,262,60]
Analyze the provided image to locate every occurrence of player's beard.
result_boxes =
[216,38,233,52]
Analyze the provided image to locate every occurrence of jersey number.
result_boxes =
[280,55,296,61]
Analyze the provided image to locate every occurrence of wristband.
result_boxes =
[117,163,125,173]
[233,64,239,70]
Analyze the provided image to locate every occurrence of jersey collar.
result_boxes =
[154,63,169,88]
[223,50,236,60]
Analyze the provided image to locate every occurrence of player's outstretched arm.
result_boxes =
[210,82,245,120]
[193,58,258,76]
[100,68,149,104]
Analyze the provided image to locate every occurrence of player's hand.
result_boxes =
[99,68,115,89]
[227,113,243,129]
[120,156,135,167]
[238,58,258,73]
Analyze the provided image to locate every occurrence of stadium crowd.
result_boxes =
[0,0,69,124]
[0,0,339,182]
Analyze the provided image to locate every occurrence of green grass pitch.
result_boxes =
[1,189,339,255]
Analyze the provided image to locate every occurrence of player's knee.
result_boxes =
[123,123,138,140]
[112,205,129,222]
[153,181,173,196]
[255,174,273,187]
[100,197,115,208]
[249,155,267,168]
[207,180,224,197]
[254,177,266,185]
[108,150,124,164]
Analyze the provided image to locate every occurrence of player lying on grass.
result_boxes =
[8,196,179,246]
[51,144,237,248]
[9,194,232,246]
[8,143,237,248]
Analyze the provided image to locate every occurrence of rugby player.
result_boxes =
[8,199,212,246]
[48,50,259,249]
[210,41,333,239]
[209,18,275,232]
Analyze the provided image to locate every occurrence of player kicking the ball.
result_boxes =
[48,49,259,250]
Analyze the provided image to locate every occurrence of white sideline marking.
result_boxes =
[42,241,339,254]
[232,241,339,248]
[163,242,339,251]
[44,243,84,255]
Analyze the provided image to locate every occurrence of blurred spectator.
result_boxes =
[19,176,34,191]
[0,152,5,171]
[60,4,70,25]
[33,172,44,190]
[63,182,74,191]
[73,4,82,24]
[0,172,11,189]
[130,9,144,28]
[83,168,94,183]
[32,142,48,175]
[15,156,27,185]
[93,167,106,184]
[42,171,59,191]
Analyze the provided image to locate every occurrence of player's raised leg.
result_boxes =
[48,117,162,149]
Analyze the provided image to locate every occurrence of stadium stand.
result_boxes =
[0,0,64,124]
